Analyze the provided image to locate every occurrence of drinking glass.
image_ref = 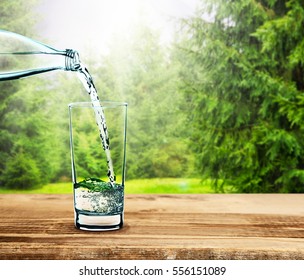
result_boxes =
[68,101,127,231]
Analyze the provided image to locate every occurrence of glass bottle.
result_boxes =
[0,29,80,81]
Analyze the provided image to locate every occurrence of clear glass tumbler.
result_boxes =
[68,101,127,231]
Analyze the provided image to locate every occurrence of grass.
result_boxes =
[126,178,215,194]
[0,178,216,194]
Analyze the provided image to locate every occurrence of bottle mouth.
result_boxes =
[65,49,81,71]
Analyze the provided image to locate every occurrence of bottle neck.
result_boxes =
[65,49,80,71]
[0,48,81,81]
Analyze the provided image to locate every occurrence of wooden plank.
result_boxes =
[0,194,303,260]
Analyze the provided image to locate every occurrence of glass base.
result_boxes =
[74,211,124,231]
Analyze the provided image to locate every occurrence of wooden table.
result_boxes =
[0,194,303,260]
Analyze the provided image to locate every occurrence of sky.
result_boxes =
[36,0,200,55]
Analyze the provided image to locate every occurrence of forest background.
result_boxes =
[1,0,304,193]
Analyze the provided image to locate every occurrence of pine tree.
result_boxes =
[177,0,304,192]
[0,0,66,189]
[97,23,194,179]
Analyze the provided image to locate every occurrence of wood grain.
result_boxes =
[0,194,303,260]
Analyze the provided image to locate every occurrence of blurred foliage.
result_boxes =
[0,0,194,189]
[1,0,303,193]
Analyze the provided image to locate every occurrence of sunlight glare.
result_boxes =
[101,0,142,32]
[37,0,199,54]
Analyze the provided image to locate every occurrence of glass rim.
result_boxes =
[68,101,128,108]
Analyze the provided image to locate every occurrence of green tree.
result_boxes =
[0,0,40,189]
[98,23,194,179]
[0,0,71,189]
[177,0,304,192]
[1,151,41,189]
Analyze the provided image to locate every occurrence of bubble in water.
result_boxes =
[74,179,124,214]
